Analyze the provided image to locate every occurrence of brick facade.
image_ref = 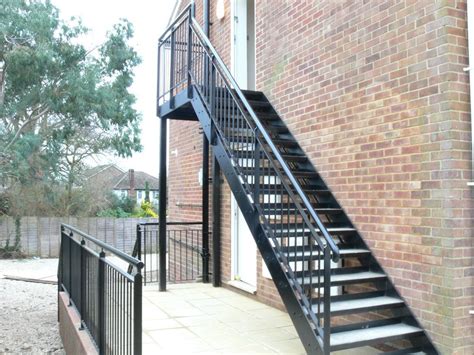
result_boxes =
[166,1,473,353]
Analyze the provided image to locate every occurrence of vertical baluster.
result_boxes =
[169,29,176,109]
[254,139,261,203]
[323,247,331,353]
[98,251,105,354]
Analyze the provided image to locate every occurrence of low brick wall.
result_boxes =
[58,292,98,355]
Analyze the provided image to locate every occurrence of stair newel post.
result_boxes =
[323,246,331,354]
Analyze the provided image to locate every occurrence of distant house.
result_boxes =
[84,164,159,205]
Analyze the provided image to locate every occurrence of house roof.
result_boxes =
[83,164,124,179]
[113,171,159,191]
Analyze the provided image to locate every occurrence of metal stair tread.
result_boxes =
[330,323,423,349]
[297,270,386,285]
[273,227,356,234]
[287,248,369,259]
[314,295,404,314]
[382,347,426,355]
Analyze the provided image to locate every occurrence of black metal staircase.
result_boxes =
[157,6,438,355]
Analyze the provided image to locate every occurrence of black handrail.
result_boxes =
[62,223,144,268]
[190,19,340,263]
[58,224,143,354]
[158,3,192,43]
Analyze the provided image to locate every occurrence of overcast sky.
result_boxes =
[52,0,177,177]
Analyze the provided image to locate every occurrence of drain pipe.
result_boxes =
[204,0,210,35]
[466,1,474,186]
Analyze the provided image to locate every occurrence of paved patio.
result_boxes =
[142,283,379,354]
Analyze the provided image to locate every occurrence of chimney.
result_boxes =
[128,169,135,200]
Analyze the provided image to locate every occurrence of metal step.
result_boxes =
[216,97,272,111]
[285,248,369,261]
[224,125,287,137]
[313,295,404,316]
[262,206,342,216]
[383,347,426,355]
[270,138,299,148]
[330,323,423,351]
[240,167,318,179]
[250,184,327,195]
[296,269,386,287]
[272,226,356,236]
[234,151,308,163]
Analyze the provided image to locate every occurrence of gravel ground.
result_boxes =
[0,258,64,354]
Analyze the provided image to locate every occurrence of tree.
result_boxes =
[0,0,142,214]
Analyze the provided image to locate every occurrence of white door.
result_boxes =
[231,0,248,89]
[231,195,256,287]
[231,0,257,288]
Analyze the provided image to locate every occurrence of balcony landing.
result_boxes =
[142,283,379,354]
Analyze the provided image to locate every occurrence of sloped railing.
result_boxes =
[157,7,339,353]
[58,224,143,355]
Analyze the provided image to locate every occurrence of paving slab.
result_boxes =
[142,283,379,354]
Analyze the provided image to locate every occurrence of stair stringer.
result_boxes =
[190,87,326,355]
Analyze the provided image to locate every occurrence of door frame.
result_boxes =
[230,0,256,91]
[230,0,257,290]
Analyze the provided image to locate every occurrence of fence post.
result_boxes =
[58,226,64,293]
[68,231,73,306]
[133,270,143,355]
[136,225,142,261]
[79,239,86,330]
[98,250,106,354]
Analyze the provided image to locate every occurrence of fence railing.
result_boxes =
[58,224,143,355]
[130,222,203,285]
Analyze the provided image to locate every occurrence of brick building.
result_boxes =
[161,1,473,353]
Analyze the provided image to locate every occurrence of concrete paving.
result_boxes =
[142,282,379,354]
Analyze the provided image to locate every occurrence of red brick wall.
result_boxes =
[167,1,473,353]
[255,1,472,354]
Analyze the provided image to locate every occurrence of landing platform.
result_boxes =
[158,89,197,120]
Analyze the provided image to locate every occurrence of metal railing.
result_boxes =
[157,7,339,353]
[58,224,143,355]
[130,222,203,285]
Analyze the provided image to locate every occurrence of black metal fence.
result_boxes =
[130,222,203,285]
[58,224,143,355]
